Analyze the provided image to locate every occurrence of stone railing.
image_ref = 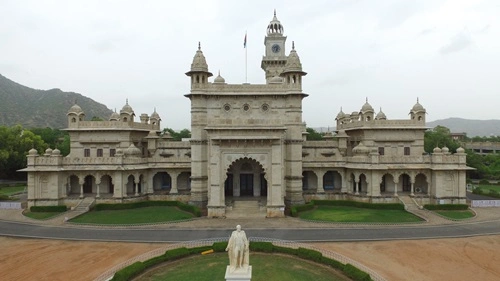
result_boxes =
[93,237,386,281]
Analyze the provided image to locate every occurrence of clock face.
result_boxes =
[271,44,281,53]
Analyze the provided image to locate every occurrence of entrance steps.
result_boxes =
[398,195,421,211]
[225,199,266,218]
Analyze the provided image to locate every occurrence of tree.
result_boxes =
[306,127,323,140]
[0,125,47,179]
[162,128,191,141]
[90,116,104,121]
[424,125,460,153]
[29,127,70,156]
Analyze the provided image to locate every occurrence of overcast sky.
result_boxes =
[1,0,499,130]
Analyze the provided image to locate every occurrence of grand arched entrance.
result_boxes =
[224,157,267,198]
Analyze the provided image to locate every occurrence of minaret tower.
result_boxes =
[261,10,288,83]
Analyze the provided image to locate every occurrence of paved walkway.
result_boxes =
[2,205,500,230]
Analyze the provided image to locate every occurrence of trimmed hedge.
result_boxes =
[212,241,228,252]
[424,204,468,210]
[0,194,13,201]
[249,241,274,253]
[312,200,405,210]
[343,263,372,281]
[92,201,201,217]
[111,242,374,281]
[112,261,145,281]
[30,205,67,212]
[291,202,314,217]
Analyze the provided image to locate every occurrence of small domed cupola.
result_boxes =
[67,102,85,126]
[109,108,120,121]
[410,98,426,123]
[359,98,374,121]
[150,108,161,128]
[185,42,213,87]
[213,71,226,84]
[267,10,284,35]
[336,107,346,128]
[375,107,387,120]
[125,143,142,157]
[120,99,135,123]
[281,42,307,88]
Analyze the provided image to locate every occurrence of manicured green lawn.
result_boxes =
[478,184,500,192]
[24,211,64,220]
[70,206,194,224]
[0,185,25,196]
[138,252,350,281]
[435,210,475,220]
[299,205,423,223]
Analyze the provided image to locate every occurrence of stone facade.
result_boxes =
[21,12,471,217]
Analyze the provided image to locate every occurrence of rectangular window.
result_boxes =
[378,147,385,155]
[110,149,116,157]
[97,148,103,157]
[404,147,410,156]
[84,148,90,157]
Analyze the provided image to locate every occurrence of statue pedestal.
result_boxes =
[225,265,252,281]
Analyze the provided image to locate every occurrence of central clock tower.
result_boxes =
[261,10,288,83]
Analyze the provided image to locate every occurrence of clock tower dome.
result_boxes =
[261,10,288,83]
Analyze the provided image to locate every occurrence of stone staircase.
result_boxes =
[398,195,421,211]
[225,199,266,218]
[398,195,451,224]
[74,196,96,212]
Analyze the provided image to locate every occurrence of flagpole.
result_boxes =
[245,31,248,83]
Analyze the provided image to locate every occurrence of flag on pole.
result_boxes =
[243,32,247,48]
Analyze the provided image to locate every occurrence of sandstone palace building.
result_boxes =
[22,13,469,217]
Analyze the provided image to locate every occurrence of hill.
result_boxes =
[426,118,500,137]
[0,74,112,129]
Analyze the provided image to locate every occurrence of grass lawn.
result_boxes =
[299,205,423,223]
[137,252,350,281]
[435,210,475,220]
[0,185,25,196]
[24,211,64,220]
[69,206,194,224]
[478,184,500,193]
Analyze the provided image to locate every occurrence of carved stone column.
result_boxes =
[315,170,325,193]
[79,176,84,198]
[170,171,179,194]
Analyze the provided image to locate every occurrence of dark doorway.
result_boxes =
[83,175,93,193]
[225,174,233,196]
[402,174,411,192]
[240,174,253,196]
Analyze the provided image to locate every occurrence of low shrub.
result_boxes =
[249,241,273,253]
[0,194,12,201]
[297,247,323,263]
[343,263,373,281]
[479,179,490,185]
[111,261,145,281]
[424,204,468,210]
[92,201,201,217]
[472,187,484,195]
[272,245,297,255]
[312,200,404,210]
[321,256,344,270]
[30,205,67,212]
[291,202,314,217]
[212,241,228,252]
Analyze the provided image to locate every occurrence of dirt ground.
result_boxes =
[1,236,500,281]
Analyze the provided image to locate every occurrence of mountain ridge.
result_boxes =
[0,74,112,129]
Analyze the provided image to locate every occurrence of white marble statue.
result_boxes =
[226,224,249,271]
